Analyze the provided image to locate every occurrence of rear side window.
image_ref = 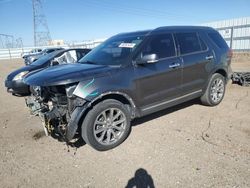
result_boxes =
[142,33,176,59]
[208,32,228,49]
[176,33,202,55]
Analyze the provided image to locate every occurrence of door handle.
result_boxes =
[205,55,214,60]
[169,63,181,68]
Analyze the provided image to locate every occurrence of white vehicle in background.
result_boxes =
[21,48,43,58]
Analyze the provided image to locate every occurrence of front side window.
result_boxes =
[54,50,77,64]
[176,32,201,55]
[141,33,176,59]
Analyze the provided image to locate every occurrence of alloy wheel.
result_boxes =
[210,78,225,103]
[93,108,127,145]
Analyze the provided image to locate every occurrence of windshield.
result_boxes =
[31,51,61,66]
[78,34,145,66]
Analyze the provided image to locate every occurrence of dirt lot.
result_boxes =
[0,56,249,188]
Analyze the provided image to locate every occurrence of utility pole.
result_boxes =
[32,0,51,46]
[0,34,14,48]
[16,38,23,48]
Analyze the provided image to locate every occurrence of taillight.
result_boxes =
[228,49,233,58]
[227,49,233,65]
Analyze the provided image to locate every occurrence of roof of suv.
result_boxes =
[116,30,153,37]
[154,25,214,31]
[116,26,215,37]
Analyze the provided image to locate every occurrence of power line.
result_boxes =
[81,1,171,20]
[91,0,189,18]
[81,0,195,22]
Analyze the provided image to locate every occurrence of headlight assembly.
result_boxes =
[13,71,29,81]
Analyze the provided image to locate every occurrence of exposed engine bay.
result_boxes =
[21,63,114,145]
[25,84,86,142]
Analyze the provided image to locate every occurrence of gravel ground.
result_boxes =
[0,58,249,188]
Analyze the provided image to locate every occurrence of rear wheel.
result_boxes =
[200,73,226,106]
[81,99,131,151]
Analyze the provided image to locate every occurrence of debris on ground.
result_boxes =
[231,72,250,86]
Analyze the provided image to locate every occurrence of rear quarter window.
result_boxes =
[208,32,228,49]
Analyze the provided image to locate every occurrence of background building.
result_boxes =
[203,17,250,51]
[48,39,64,46]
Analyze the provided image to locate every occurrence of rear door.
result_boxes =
[175,32,214,94]
[134,33,182,109]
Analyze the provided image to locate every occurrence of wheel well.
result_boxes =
[215,69,227,78]
[87,93,135,118]
[94,94,131,106]
[76,93,136,134]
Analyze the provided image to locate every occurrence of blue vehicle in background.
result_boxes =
[5,48,91,96]
[23,47,64,65]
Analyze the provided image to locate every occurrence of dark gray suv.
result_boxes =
[23,26,232,151]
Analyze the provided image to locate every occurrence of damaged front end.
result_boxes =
[23,63,113,143]
[26,84,87,142]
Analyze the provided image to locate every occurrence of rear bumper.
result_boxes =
[227,66,233,81]
[5,79,30,96]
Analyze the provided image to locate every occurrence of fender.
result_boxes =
[65,91,138,141]
[73,77,138,117]
[65,105,87,141]
[87,91,138,117]
[88,91,136,108]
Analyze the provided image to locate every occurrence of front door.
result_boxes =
[134,33,182,110]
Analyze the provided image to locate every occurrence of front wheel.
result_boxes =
[200,73,226,106]
[81,99,131,151]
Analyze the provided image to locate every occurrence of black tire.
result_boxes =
[81,99,131,151]
[200,73,226,106]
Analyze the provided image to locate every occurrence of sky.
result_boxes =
[1,0,250,46]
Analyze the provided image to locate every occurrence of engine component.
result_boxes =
[25,83,87,142]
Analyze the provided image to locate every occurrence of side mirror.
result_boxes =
[137,54,159,65]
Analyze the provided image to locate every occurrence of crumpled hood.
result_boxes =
[24,63,113,86]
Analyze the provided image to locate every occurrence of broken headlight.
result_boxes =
[13,71,29,81]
